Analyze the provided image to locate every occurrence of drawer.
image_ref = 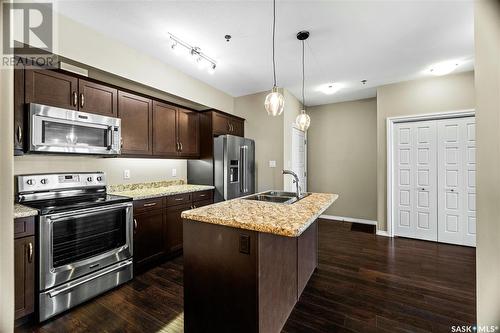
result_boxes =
[192,190,213,202]
[14,216,35,239]
[133,197,165,214]
[166,193,192,206]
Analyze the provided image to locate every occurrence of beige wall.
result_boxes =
[0,1,15,330]
[234,91,284,191]
[308,98,377,220]
[475,0,500,325]
[376,71,475,231]
[14,156,187,185]
[282,89,302,191]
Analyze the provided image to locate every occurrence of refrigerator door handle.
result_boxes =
[240,145,248,193]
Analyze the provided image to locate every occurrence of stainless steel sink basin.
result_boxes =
[243,191,311,204]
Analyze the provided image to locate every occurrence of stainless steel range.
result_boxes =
[16,172,133,322]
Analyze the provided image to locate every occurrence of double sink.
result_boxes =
[243,191,310,204]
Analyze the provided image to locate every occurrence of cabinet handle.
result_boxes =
[120,138,123,148]
[133,218,138,230]
[179,142,183,152]
[72,91,78,107]
[174,198,184,201]
[27,242,33,263]
[17,124,22,143]
[80,93,85,108]
[143,202,157,207]
[176,142,180,152]
[193,205,197,209]
[199,194,206,197]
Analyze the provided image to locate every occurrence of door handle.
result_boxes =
[80,93,85,108]
[27,242,33,263]
[16,124,22,144]
[72,91,78,107]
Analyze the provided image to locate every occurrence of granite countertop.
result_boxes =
[181,192,338,237]
[14,204,38,219]
[109,182,215,200]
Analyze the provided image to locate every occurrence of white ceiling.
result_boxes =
[54,0,474,106]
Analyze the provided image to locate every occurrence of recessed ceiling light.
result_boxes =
[318,83,343,95]
[425,60,464,76]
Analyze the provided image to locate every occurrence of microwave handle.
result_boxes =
[108,126,114,149]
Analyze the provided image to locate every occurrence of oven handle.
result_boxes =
[47,259,133,298]
[44,202,133,221]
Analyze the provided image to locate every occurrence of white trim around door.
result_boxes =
[386,109,475,238]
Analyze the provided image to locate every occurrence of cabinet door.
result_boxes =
[134,209,166,268]
[25,69,78,110]
[177,108,199,158]
[165,202,192,253]
[15,236,34,320]
[118,91,153,155]
[230,118,245,137]
[78,79,118,117]
[192,198,213,209]
[212,112,230,135]
[152,101,178,156]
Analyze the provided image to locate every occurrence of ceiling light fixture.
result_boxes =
[168,33,217,74]
[426,60,464,76]
[264,0,285,117]
[295,30,311,132]
[319,82,343,95]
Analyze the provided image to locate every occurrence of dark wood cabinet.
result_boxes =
[177,108,199,157]
[25,69,78,110]
[211,111,244,137]
[14,67,25,155]
[152,101,178,157]
[165,202,192,253]
[14,217,35,321]
[118,91,153,155]
[78,79,118,117]
[133,208,166,269]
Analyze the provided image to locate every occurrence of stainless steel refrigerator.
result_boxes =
[188,135,255,202]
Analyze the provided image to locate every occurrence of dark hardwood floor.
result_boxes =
[17,219,476,333]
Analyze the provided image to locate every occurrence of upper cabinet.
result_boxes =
[211,111,244,137]
[118,91,153,155]
[78,79,118,117]
[152,101,178,157]
[25,69,78,110]
[177,108,199,157]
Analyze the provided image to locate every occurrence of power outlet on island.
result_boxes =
[172,168,177,177]
[269,160,276,168]
[123,169,131,179]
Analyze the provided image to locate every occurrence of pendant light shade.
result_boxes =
[265,86,285,116]
[295,31,311,131]
[265,0,285,116]
[296,110,311,131]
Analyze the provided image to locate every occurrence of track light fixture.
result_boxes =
[168,33,217,74]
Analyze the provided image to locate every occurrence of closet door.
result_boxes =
[437,117,476,246]
[394,121,438,241]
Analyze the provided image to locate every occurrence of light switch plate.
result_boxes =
[123,169,131,179]
[269,160,276,168]
[172,168,177,177]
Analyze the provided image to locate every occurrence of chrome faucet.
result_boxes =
[282,169,301,197]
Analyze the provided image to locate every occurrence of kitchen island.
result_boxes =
[181,192,338,333]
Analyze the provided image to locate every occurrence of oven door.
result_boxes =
[29,103,121,155]
[39,202,133,291]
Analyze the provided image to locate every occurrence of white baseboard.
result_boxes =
[376,230,391,237]
[320,214,377,226]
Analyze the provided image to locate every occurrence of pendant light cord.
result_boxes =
[272,0,277,87]
[301,39,305,109]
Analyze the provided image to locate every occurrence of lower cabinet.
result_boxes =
[133,190,213,272]
[14,217,35,321]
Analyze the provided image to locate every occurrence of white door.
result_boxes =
[437,117,476,246]
[291,127,307,192]
[394,121,438,241]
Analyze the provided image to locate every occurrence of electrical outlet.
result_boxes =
[172,168,177,177]
[123,169,131,179]
[269,160,276,168]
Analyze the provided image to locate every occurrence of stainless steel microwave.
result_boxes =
[29,103,121,155]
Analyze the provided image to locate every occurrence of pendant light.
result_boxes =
[295,31,311,131]
[264,0,285,116]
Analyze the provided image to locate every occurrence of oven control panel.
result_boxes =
[17,172,107,193]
